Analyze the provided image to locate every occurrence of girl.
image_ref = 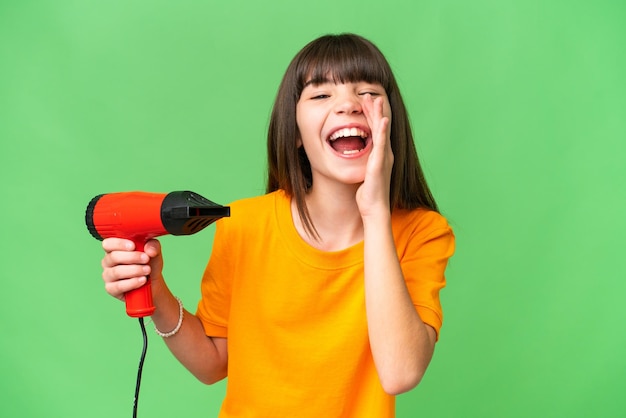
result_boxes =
[101,33,455,417]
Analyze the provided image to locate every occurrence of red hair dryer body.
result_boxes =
[85,191,230,317]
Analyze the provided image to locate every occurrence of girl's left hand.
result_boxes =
[357,94,393,219]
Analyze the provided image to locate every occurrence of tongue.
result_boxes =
[331,136,364,152]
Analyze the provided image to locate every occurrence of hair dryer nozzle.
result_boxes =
[161,191,230,236]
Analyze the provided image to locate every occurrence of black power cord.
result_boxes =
[133,317,149,418]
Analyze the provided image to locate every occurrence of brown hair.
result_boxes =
[266,33,438,238]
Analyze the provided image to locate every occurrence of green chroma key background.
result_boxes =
[1,1,624,417]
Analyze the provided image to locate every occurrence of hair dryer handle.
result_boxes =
[125,240,156,318]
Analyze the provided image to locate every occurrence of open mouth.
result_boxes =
[327,127,370,155]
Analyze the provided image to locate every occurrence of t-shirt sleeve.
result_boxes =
[196,218,232,338]
[400,212,455,340]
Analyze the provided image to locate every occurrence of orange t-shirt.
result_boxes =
[196,190,454,417]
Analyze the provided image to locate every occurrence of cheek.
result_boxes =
[296,109,319,143]
[295,104,309,133]
[295,108,305,146]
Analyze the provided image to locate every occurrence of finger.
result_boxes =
[102,237,135,252]
[102,261,149,300]
[143,238,161,258]
[104,276,148,300]
[379,116,391,150]
[363,95,385,120]
[102,249,149,269]
[373,98,390,144]
[362,94,380,126]
[102,263,151,283]
[363,97,388,144]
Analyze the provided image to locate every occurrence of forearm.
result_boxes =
[150,279,228,385]
[363,214,436,395]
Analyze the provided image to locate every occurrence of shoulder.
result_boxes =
[227,191,282,213]
[392,208,452,236]
[391,208,455,253]
[217,190,287,231]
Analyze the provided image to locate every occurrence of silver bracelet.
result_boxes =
[154,296,184,338]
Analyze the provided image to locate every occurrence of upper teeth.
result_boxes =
[329,127,367,141]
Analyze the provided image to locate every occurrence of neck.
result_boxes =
[293,182,364,251]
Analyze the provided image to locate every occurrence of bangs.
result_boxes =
[294,34,394,95]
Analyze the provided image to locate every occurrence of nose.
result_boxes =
[334,92,363,115]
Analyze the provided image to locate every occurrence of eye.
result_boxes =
[357,82,385,97]
[311,94,330,100]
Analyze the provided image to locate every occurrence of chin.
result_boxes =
[338,170,366,185]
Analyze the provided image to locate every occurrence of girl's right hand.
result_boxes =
[101,238,164,301]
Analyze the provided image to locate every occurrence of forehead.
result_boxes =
[295,43,392,93]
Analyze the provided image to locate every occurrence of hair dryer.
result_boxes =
[85,191,230,317]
